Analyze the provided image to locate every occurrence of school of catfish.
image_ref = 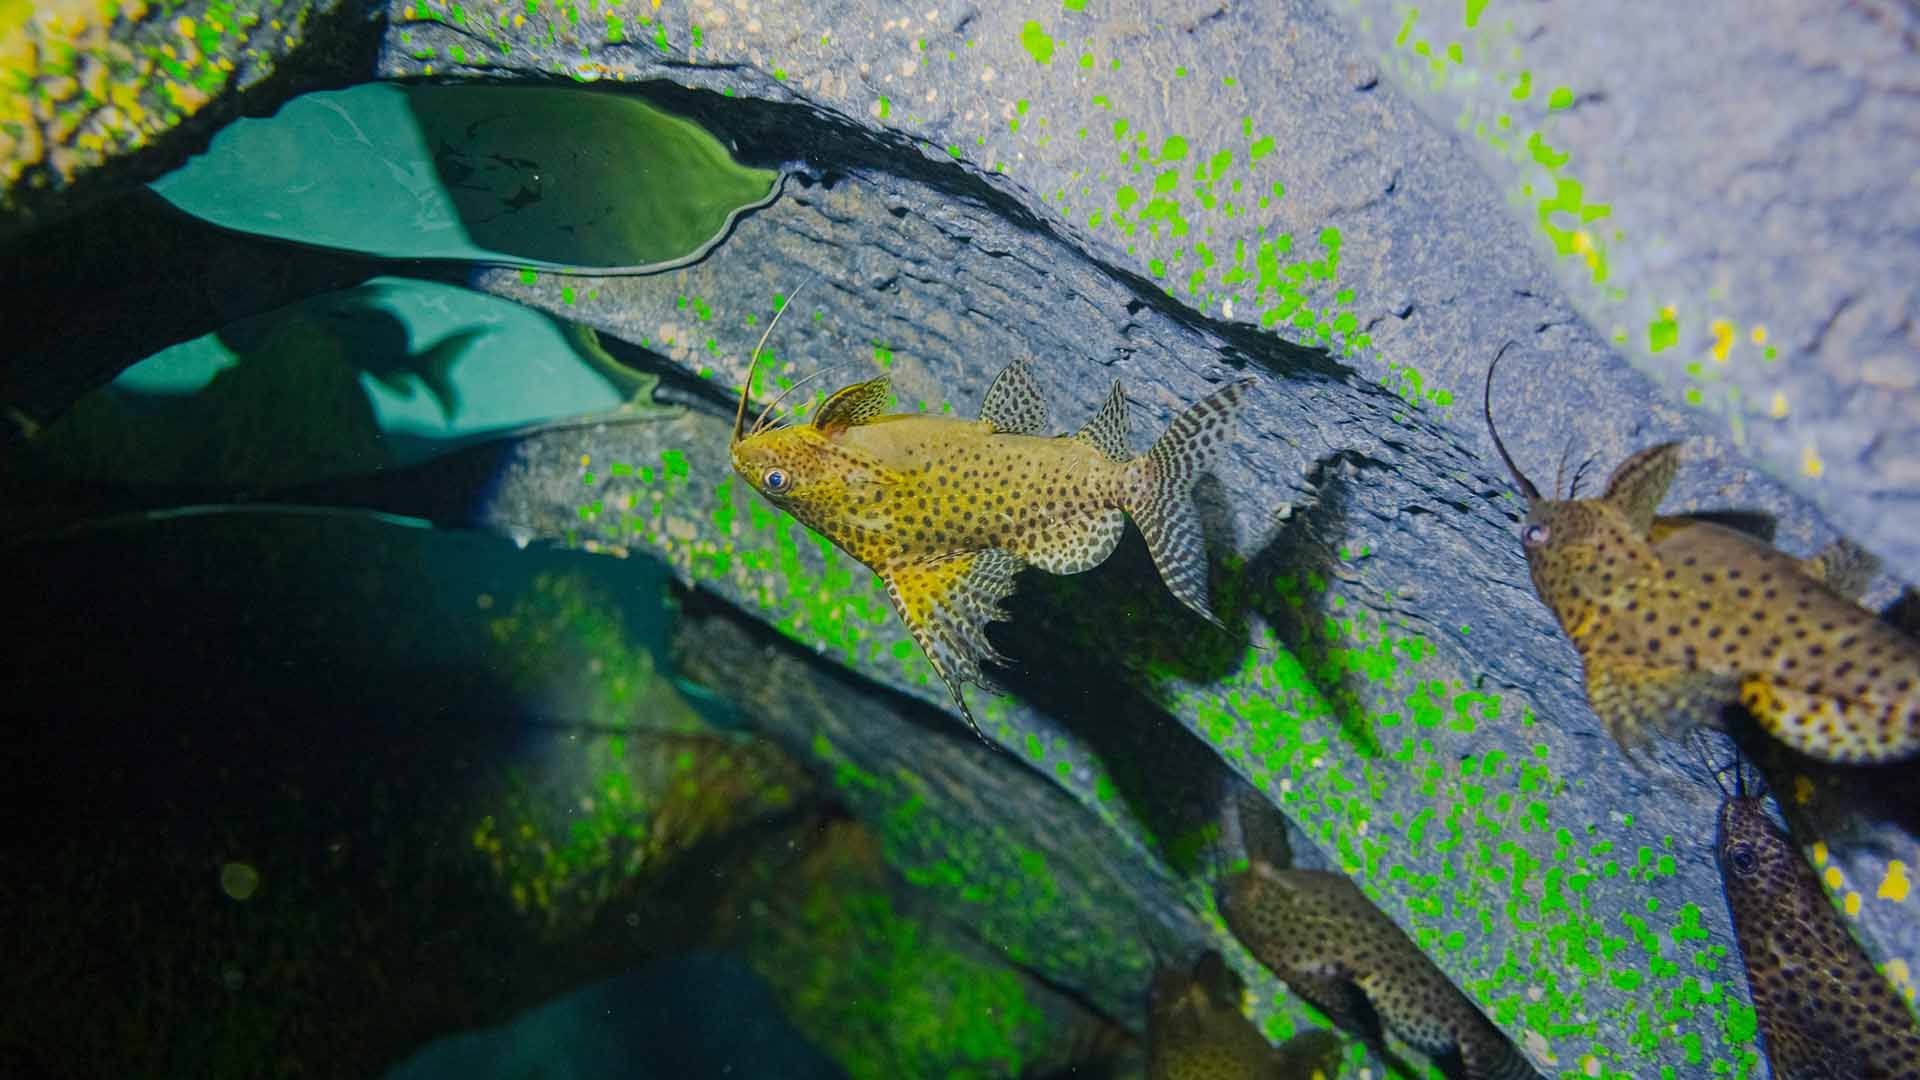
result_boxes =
[721,298,1920,1078]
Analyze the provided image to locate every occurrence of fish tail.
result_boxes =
[1126,378,1252,627]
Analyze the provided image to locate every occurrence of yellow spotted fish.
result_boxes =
[1220,865,1539,1080]
[1712,764,1920,1079]
[1483,345,1920,764]
[728,313,1251,738]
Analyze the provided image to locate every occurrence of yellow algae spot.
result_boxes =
[1802,445,1825,478]
[1751,325,1768,345]
[514,13,525,27]
[1660,303,1676,320]
[579,454,591,467]
[1770,391,1789,419]
[175,15,195,39]
[1710,318,1734,363]
[1886,959,1915,1003]
[1792,773,1815,805]
[1824,865,1844,890]
[1880,860,1911,902]
[1813,841,1830,865]
[1581,1054,1602,1077]
[1845,890,1862,916]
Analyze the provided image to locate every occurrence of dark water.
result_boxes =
[1,514,846,1078]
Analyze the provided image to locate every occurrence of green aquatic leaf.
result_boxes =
[38,277,659,488]
[150,83,779,272]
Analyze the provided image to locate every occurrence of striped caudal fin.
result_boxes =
[1126,378,1253,627]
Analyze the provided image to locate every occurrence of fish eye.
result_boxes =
[1728,843,1758,877]
[1520,522,1550,548]
[763,467,791,493]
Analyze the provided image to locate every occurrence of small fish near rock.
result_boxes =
[1147,949,1345,1080]
[1483,346,1920,765]
[728,305,1253,740]
[1220,864,1539,1080]
[1711,764,1920,1079]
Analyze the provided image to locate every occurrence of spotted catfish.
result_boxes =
[1148,949,1345,1080]
[1483,345,1920,764]
[729,336,1252,738]
[1712,764,1920,1079]
[1219,865,1538,1080]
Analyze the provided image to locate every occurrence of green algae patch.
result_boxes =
[472,570,813,934]
[3,0,337,236]
[150,82,777,271]
[736,822,1055,1080]
[1019,19,1056,65]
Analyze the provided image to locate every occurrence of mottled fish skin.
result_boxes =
[1148,950,1345,1080]
[1483,349,1920,764]
[1715,783,1920,1079]
[730,355,1251,737]
[1221,865,1538,1080]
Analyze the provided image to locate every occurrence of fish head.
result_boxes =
[730,421,887,527]
[1217,861,1301,955]
[1513,495,1647,601]
[1485,345,1674,610]
[1714,792,1795,903]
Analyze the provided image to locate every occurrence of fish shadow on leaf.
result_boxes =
[32,292,490,492]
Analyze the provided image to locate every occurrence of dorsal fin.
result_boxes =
[812,375,892,435]
[1074,380,1131,461]
[1602,441,1682,533]
[978,357,1050,434]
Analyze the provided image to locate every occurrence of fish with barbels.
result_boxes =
[1710,760,1920,1078]
[727,302,1253,739]
[1148,949,1346,1080]
[1482,344,1920,764]
[1219,864,1539,1080]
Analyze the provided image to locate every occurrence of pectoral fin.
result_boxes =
[1736,677,1902,765]
[1281,969,1373,1039]
[882,548,1025,739]
[1583,654,1739,759]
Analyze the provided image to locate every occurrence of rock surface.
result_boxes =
[1343,0,1920,588]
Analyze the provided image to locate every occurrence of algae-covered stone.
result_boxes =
[0,0,382,240]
